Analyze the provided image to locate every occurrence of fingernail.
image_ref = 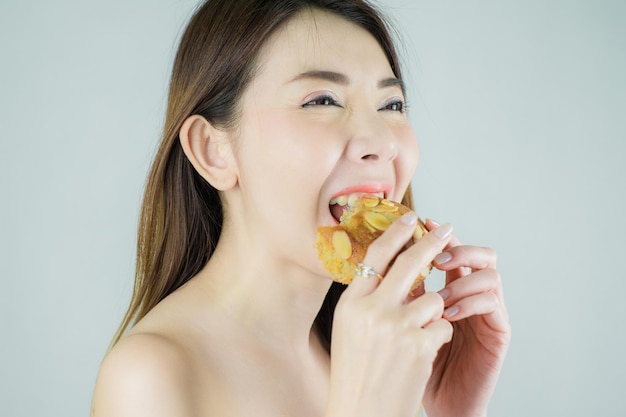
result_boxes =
[434,252,452,264]
[426,218,440,227]
[444,305,459,318]
[438,288,451,301]
[400,212,418,226]
[433,223,453,239]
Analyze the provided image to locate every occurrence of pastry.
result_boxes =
[316,194,431,289]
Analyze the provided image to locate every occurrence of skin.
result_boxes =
[90,9,510,417]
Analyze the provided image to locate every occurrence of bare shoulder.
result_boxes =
[90,332,194,417]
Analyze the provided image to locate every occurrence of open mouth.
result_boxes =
[329,191,385,223]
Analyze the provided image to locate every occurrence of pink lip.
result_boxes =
[331,183,392,199]
[326,183,393,225]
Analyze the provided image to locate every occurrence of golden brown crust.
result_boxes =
[315,195,431,288]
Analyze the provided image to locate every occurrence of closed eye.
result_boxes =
[302,95,341,108]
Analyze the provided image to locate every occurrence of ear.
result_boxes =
[179,115,238,190]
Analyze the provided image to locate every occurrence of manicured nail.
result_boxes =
[426,218,440,227]
[434,252,452,265]
[438,288,451,301]
[400,212,418,226]
[433,223,453,239]
[444,305,459,318]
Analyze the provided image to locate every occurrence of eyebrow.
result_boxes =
[289,70,405,93]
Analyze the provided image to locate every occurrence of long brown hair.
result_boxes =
[112,0,412,350]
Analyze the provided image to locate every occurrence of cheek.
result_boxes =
[404,133,420,170]
[247,109,342,174]
[395,127,420,191]
[235,110,341,211]
[234,111,339,252]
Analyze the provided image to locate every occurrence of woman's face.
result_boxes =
[228,9,419,273]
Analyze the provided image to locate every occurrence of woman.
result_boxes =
[91,1,511,416]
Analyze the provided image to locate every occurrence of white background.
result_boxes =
[1,0,624,416]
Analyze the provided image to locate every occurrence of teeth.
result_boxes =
[330,191,384,206]
[329,195,348,206]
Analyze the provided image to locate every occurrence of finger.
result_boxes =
[426,219,469,282]
[427,218,467,246]
[424,218,439,231]
[433,245,497,273]
[405,291,445,328]
[378,223,453,302]
[422,317,454,348]
[442,291,502,322]
[437,268,501,308]
[404,318,452,370]
[403,281,425,304]
[344,212,419,298]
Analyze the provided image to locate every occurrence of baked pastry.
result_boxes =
[316,194,431,289]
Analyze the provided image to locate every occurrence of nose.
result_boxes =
[345,112,398,163]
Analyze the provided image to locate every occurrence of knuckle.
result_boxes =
[452,245,469,257]
[491,249,498,265]
[337,297,389,327]
[412,323,449,360]
[482,266,497,279]
[421,291,444,310]
[393,249,412,264]
[390,250,414,273]
[437,319,454,343]
[486,268,502,287]
[483,246,498,266]
[488,291,500,306]
[425,228,449,247]
[453,245,498,269]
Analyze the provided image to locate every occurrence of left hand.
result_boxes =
[420,220,511,417]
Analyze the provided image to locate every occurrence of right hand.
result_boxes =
[325,212,454,417]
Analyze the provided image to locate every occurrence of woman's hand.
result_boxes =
[325,213,455,417]
[421,220,511,417]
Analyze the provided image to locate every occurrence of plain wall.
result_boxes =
[1,0,624,416]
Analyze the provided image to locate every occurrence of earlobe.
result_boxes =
[179,115,238,190]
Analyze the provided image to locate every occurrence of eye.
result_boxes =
[380,100,405,113]
[303,95,340,107]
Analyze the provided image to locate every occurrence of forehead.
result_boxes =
[254,9,394,82]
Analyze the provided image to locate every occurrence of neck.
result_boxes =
[192,232,333,357]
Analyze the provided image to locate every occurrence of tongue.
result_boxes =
[330,204,347,223]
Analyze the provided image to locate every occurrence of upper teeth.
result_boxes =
[330,192,384,206]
